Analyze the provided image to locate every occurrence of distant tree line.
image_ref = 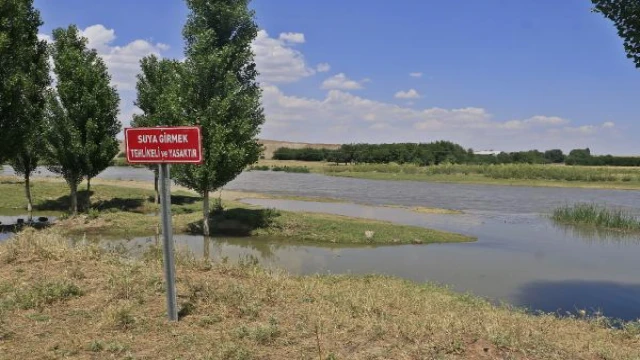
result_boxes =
[272,142,640,167]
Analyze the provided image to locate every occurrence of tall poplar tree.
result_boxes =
[45,25,120,215]
[173,0,265,236]
[0,0,49,164]
[132,55,185,203]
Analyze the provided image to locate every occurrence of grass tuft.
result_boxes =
[552,203,640,232]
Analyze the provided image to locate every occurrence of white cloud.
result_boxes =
[500,115,570,130]
[252,30,316,83]
[321,73,364,90]
[409,72,423,78]
[73,25,170,91]
[602,121,615,128]
[37,34,52,43]
[278,32,305,44]
[316,63,331,72]
[370,122,390,130]
[259,83,619,151]
[395,89,421,99]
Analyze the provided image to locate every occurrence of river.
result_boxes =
[3,165,640,320]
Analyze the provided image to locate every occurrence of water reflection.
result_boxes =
[552,223,640,245]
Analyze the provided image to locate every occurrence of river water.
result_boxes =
[3,166,640,320]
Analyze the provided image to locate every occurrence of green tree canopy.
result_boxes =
[592,0,640,68]
[45,25,120,215]
[132,55,185,203]
[0,0,49,163]
[173,0,265,236]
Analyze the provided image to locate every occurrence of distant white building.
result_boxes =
[473,150,501,156]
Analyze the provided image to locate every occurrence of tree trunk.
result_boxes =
[70,182,78,216]
[86,177,92,211]
[25,174,33,222]
[154,168,159,204]
[202,191,210,236]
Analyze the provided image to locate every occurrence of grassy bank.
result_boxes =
[1,230,639,359]
[255,160,640,189]
[0,178,472,245]
[552,203,640,233]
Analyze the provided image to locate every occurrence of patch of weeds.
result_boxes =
[67,309,92,319]
[237,255,260,268]
[26,313,51,322]
[326,354,338,360]
[68,267,85,280]
[106,341,130,354]
[146,274,164,294]
[88,340,104,352]
[87,208,100,220]
[234,325,250,339]
[108,265,142,300]
[1,246,19,264]
[215,342,253,360]
[111,306,136,330]
[250,321,281,345]
[239,302,261,319]
[622,321,640,337]
[369,323,386,340]
[178,301,196,319]
[198,314,223,327]
[0,321,13,341]
[12,281,83,310]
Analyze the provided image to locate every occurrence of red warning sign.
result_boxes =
[124,126,203,164]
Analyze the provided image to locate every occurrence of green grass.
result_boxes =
[1,230,640,359]
[0,178,472,245]
[248,165,311,173]
[1,280,83,311]
[552,203,640,232]
[318,163,640,189]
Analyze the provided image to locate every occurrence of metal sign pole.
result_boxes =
[159,163,178,321]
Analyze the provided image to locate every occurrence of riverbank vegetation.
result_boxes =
[272,142,640,167]
[283,161,640,189]
[1,230,639,359]
[252,160,640,189]
[248,165,311,173]
[552,203,640,232]
[0,178,472,245]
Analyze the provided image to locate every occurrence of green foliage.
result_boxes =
[0,0,50,164]
[270,165,310,173]
[172,0,265,234]
[272,147,329,161]
[552,203,640,232]
[44,25,120,214]
[132,55,185,128]
[544,149,565,164]
[592,0,640,68]
[248,165,310,173]
[2,281,83,310]
[325,163,639,183]
[247,165,269,171]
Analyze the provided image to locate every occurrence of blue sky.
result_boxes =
[34,0,640,154]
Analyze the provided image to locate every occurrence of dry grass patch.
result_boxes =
[0,229,639,359]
